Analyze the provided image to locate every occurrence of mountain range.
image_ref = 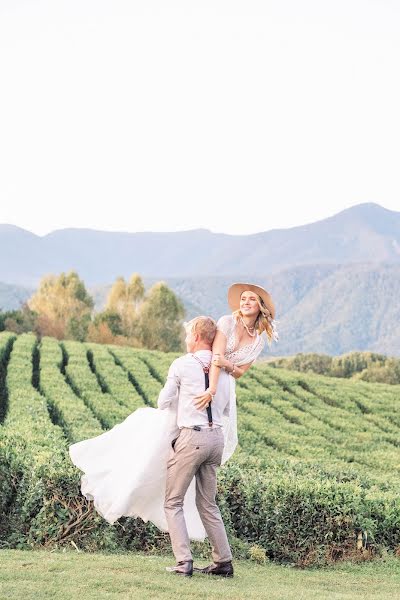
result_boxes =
[0,203,399,287]
[1,203,399,356]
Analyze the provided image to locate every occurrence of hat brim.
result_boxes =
[227,282,275,319]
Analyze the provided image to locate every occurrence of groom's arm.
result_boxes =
[157,359,181,409]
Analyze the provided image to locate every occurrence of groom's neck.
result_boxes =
[191,342,212,353]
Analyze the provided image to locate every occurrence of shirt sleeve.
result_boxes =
[157,359,180,409]
[216,315,233,338]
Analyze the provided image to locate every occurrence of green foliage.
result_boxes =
[28,271,93,341]
[18,270,185,350]
[268,351,400,385]
[249,544,268,563]
[137,282,185,352]
[109,346,164,407]
[137,349,180,382]
[0,304,37,334]
[39,337,102,443]
[66,313,92,342]
[85,343,145,412]
[0,333,69,545]
[93,310,123,336]
[1,335,399,565]
[101,273,147,341]
[128,273,145,310]
[62,340,130,428]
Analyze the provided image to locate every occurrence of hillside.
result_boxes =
[2,261,400,356]
[0,281,32,311]
[1,203,399,286]
[1,332,399,564]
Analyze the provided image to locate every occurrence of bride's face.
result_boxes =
[240,291,260,318]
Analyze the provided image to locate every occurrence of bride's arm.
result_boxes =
[194,357,253,409]
[194,329,228,410]
[227,361,252,379]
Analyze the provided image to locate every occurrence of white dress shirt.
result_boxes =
[157,350,230,429]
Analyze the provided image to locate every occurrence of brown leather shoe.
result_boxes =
[193,560,234,577]
[165,560,193,577]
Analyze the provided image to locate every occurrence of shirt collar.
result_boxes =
[192,349,212,356]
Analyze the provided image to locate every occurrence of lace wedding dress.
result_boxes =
[69,315,265,541]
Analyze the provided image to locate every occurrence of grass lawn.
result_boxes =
[0,550,400,600]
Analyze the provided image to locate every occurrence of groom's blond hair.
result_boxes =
[184,316,217,345]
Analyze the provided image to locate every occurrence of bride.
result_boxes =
[69,282,278,541]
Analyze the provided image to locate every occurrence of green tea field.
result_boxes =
[0,331,399,566]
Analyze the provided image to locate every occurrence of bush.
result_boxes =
[1,334,399,565]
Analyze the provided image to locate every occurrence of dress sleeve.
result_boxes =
[256,336,265,358]
[248,336,265,364]
[216,315,234,338]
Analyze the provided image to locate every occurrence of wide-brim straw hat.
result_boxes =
[227,282,276,320]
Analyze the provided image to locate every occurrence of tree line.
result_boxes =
[0,272,185,352]
[267,352,400,385]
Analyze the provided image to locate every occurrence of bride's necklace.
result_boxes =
[240,317,256,337]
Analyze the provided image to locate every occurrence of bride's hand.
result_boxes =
[212,353,227,368]
[194,391,212,410]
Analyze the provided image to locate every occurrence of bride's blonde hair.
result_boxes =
[232,294,276,344]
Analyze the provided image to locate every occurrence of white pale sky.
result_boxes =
[0,0,399,236]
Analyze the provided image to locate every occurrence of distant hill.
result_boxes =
[274,263,400,356]
[0,282,33,311]
[181,263,399,357]
[2,203,400,356]
[1,203,399,286]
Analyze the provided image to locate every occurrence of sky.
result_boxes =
[0,0,399,236]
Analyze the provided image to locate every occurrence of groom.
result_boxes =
[157,316,233,578]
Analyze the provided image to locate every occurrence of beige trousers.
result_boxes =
[164,426,232,564]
